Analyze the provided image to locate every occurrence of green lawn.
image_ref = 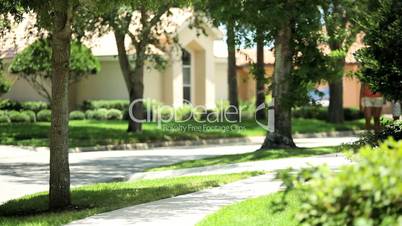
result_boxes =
[0,172,263,226]
[0,119,364,148]
[148,147,339,171]
[197,191,299,226]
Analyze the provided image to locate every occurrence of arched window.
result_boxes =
[182,49,191,103]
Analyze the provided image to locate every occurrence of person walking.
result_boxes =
[360,83,384,133]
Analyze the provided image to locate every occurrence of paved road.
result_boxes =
[0,137,357,204]
[68,154,350,226]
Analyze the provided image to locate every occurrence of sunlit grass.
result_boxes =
[148,147,339,171]
[0,119,364,148]
[0,172,264,226]
[197,191,299,226]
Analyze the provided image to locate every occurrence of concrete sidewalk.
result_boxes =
[0,136,356,204]
[127,153,350,181]
[68,153,350,226]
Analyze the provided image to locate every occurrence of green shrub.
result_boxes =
[82,100,129,111]
[85,110,96,120]
[0,111,10,123]
[22,110,36,122]
[0,99,22,111]
[278,139,402,226]
[93,108,108,120]
[107,109,123,120]
[175,104,196,121]
[21,101,49,113]
[69,111,86,120]
[8,111,31,123]
[346,120,402,150]
[344,107,364,121]
[37,109,51,122]
[292,106,364,121]
[157,106,174,121]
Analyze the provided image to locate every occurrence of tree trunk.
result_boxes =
[328,59,345,123]
[255,28,266,120]
[49,0,72,210]
[114,31,144,132]
[226,21,239,120]
[127,65,145,133]
[260,24,296,149]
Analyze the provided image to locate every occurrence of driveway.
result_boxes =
[0,136,357,204]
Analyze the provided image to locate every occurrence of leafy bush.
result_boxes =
[278,139,402,226]
[346,120,402,150]
[107,109,123,120]
[93,108,108,120]
[85,110,96,120]
[0,99,22,111]
[239,101,256,121]
[82,100,129,111]
[175,104,197,121]
[8,111,31,123]
[156,106,174,121]
[292,106,364,121]
[0,111,10,123]
[292,106,327,120]
[21,101,49,113]
[69,111,86,120]
[23,110,36,122]
[344,108,364,121]
[37,109,51,122]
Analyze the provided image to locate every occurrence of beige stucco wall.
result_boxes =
[1,23,223,110]
[214,59,228,102]
[178,25,217,108]
[1,61,49,102]
[73,59,163,109]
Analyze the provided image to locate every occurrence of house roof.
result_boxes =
[0,9,224,59]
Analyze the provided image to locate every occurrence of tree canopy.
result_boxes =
[356,0,402,101]
[9,38,100,102]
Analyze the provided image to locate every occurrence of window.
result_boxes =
[182,49,191,103]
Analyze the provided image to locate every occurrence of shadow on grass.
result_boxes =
[0,120,247,148]
[0,171,260,226]
[149,147,339,171]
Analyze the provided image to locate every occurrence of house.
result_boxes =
[0,12,388,112]
[1,10,229,110]
[234,34,394,112]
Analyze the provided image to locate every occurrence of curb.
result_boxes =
[15,130,364,153]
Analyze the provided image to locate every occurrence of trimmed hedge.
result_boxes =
[82,100,129,111]
[0,99,22,111]
[23,110,36,122]
[37,109,51,122]
[107,109,123,120]
[69,111,86,120]
[8,111,31,123]
[292,106,364,121]
[0,111,10,123]
[21,101,49,113]
[92,108,108,120]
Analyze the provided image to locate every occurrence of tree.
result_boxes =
[195,0,242,120]
[92,0,186,132]
[321,0,361,124]
[356,0,402,101]
[48,0,73,209]
[0,61,11,95]
[0,1,24,96]
[11,0,100,210]
[9,38,100,103]
[241,0,273,121]
[259,0,325,148]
